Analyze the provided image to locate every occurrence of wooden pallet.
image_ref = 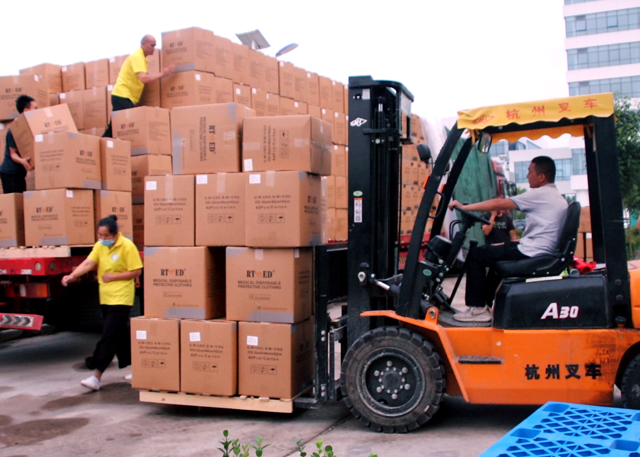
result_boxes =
[0,245,93,259]
[139,390,305,413]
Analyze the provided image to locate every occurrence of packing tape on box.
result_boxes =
[243,142,260,152]
[294,139,310,147]
[216,173,225,192]
[295,249,300,258]
[44,108,53,118]
[266,171,275,187]
[223,131,235,141]
[254,249,263,261]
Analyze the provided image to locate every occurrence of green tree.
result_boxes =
[614,97,640,212]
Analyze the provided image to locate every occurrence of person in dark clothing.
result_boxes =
[482,206,517,246]
[0,95,37,193]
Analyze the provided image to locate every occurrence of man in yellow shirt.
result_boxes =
[102,35,175,137]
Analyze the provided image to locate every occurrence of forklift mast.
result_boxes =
[346,76,414,347]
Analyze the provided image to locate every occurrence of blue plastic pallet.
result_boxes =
[480,402,640,457]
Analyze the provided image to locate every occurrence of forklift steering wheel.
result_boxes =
[453,206,490,226]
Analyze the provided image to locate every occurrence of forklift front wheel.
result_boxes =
[340,326,445,433]
[621,353,640,410]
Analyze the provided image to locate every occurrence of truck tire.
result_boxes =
[340,326,445,433]
[621,353,640,410]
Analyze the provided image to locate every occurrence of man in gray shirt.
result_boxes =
[448,156,568,322]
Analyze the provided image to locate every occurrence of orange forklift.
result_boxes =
[334,77,640,432]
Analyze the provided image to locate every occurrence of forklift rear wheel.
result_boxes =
[621,353,640,410]
[340,326,445,433]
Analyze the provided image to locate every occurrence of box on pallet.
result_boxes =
[171,103,255,174]
[263,55,279,95]
[61,63,86,92]
[307,72,320,107]
[332,145,347,177]
[212,77,234,104]
[83,87,108,130]
[20,63,63,94]
[332,81,345,113]
[131,317,181,392]
[85,59,109,89]
[238,319,315,399]
[231,42,250,85]
[195,173,246,247]
[160,71,215,110]
[335,209,348,241]
[279,97,296,116]
[278,61,295,99]
[143,246,226,319]
[250,89,279,117]
[143,174,194,246]
[212,35,233,80]
[233,84,251,108]
[108,55,128,85]
[23,188,95,246]
[131,155,172,204]
[294,67,308,103]
[0,75,49,121]
[226,247,313,323]
[34,132,101,191]
[100,138,131,192]
[161,27,216,73]
[247,49,264,91]
[318,76,332,110]
[0,193,25,247]
[322,176,336,208]
[242,115,332,175]
[112,106,171,156]
[132,204,144,248]
[94,190,133,239]
[245,171,323,248]
[59,90,84,130]
[180,319,237,396]
[335,176,348,209]
[326,207,336,241]
[138,80,161,108]
[333,112,347,146]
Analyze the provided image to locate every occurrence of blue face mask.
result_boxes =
[99,239,115,247]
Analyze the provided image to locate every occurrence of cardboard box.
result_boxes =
[308,105,321,119]
[226,247,313,323]
[195,173,245,246]
[307,72,320,107]
[579,206,591,233]
[233,83,251,108]
[34,132,101,191]
[230,42,250,85]
[108,55,128,85]
[58,90,84,130]
[212,35,233,80]
[245,171,323,247]
[61,63,86,92]
[263,55,279,95]
[322,176,336,208]
[0,122,9,159]
[278,62,295,99]
[326,207,336,241]
[335,176,348,209]
[279,97,296,116]
[295,101,308,115]
[160,71,215,110]
[294,67,308,103]
[23,188,94,246]
[213,77,234,104]
[85,59,109,89]
[332,81,345,113]
[143,246,225,319]
[321,108,333,126]
[242,115,332,175]
[238,319,314,399]
[400,210,414,236]
[250,89,279,117]
[112,106,171,156]
[131,155,172,204]
[417,163,429,186]
[138,80,161,108]
[11,104,79,163]
[344,85,349,113]
[180,319,237,396]
[83,87,108,130]
[161,27,216,73]
[49,93,59,106]
[171,103,255,174]
[333,112,347,146]
[94,190,133,239]
[318,76,332,110]
[332,145,347,177]
[131,317,180,392]
[402,143,419,161]
[247,49,265,91]
[147,48,161,74]
[133,203,144,248]
[144,174,194,246]
[80,128,102,136]
[100,138,131,192]
[402,159,418,185]
[335,208,348,241]
[0,193,25,247]
[20,63,62,94]
[0,75,49,121]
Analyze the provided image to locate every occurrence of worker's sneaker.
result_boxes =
[80,375,100,391]
[453,306,492,323]
[124,373,132,381]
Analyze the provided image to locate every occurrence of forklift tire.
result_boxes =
[340,326,445,433]
[621,353,640,410]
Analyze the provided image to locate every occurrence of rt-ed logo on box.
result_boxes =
[246,270,274,278]
[160,269,186,276]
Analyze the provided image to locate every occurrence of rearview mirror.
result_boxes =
[501,181,518,197]
[478,132,492,155]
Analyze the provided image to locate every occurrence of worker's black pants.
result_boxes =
[85,305,132,373]
[102,95,135,138]
[465,241,529,308]
[0,173,26,193]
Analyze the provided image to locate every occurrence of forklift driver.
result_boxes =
[448,156,568,323]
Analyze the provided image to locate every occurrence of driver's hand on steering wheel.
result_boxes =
[448,200,463,211]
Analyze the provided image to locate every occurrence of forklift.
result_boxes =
[317,76,640,433]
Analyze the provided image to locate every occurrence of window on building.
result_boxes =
[489,141,507,158]
[569,75,640,98]
[572,148,587,175]
[566,7,640,37]
[555,159,573,181]
[564,0,599,4]
[515,162,529,183]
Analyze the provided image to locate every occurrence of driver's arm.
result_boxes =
[448,198,517,213]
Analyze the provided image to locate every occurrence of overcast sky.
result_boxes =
[1,0,569,120]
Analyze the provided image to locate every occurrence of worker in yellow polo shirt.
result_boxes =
[102,34,175,137]
[62,215,143,391]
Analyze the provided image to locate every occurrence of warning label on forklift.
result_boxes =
[354,198,362,223]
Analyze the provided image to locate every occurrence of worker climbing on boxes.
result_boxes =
[0,95,36,193]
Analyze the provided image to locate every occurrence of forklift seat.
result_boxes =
[493,201,581,278]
